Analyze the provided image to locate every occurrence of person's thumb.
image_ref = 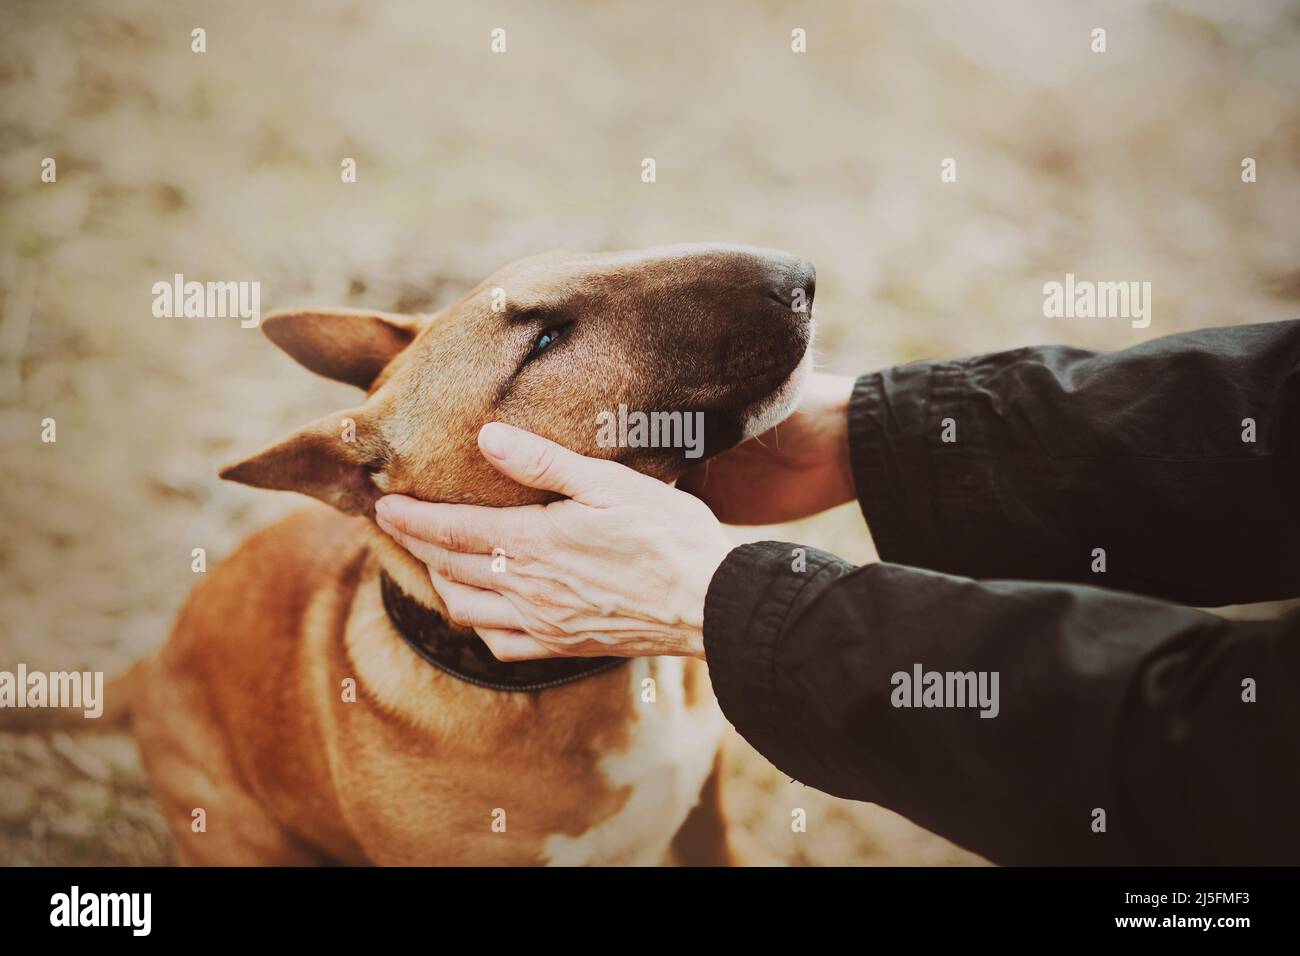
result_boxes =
[477,422,646,504]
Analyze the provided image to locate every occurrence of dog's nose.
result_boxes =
[765,255,816,309]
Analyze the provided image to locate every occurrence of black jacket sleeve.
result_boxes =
[852,319,1300,605]
[703,320,1300,865]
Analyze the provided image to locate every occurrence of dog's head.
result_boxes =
[221,243,815,513]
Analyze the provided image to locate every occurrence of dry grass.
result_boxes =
[1,0,1297,865]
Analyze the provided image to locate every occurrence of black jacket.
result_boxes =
[703,319,1300,865]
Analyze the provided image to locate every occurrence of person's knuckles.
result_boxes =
[440,520,485,554]
[422,507,495,552]
[449,513,511,555]
[515,440,565,488]
[520,572,585,609]
[530,615,571,639]
[505,518,548,561]
[545,594,586,617]
[427,548,468,582]
[541,603,589,632]
[508,573,554,606]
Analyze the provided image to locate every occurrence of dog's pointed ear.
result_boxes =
[219,409,388,515]
[262,308,420,390]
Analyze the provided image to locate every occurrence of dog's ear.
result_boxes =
[262,308,420,390]
[219,409,388,515]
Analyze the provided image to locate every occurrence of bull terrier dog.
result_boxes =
[16,243,815,865]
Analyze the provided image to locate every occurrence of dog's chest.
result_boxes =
[541,657,724,866]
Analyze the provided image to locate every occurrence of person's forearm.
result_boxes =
[704,542,1300,864]
[850,319,1300,606]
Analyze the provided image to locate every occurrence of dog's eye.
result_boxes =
[530,326,564,357]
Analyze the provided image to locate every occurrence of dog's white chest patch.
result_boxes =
[542,657,723,866]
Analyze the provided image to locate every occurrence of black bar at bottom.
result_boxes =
[0,866,1285,942]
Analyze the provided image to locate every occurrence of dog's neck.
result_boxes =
[362,523,627,693]
[365,522,450,613]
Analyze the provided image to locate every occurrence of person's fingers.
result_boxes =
[426,570,525,631]
[476,628,563,662]
[477,422,651,506]
[376,522,502,589]
[375,494,528,555]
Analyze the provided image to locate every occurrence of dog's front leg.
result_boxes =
[666,749,750,866]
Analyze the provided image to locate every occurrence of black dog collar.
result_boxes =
[379,571,628,692]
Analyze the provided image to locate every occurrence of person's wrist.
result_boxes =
[813,372,856,509]
[676,532,733,659]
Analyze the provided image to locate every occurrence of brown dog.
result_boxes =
[33,243,815,865]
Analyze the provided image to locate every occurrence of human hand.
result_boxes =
[374,422,735,661]
[677,371,857,524]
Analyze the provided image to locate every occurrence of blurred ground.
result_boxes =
[1,0,1297,865]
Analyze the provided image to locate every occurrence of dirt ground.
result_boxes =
[1,0,1297,866]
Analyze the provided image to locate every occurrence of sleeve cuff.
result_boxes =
[702,541,849,759]
[848,364,967,570]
